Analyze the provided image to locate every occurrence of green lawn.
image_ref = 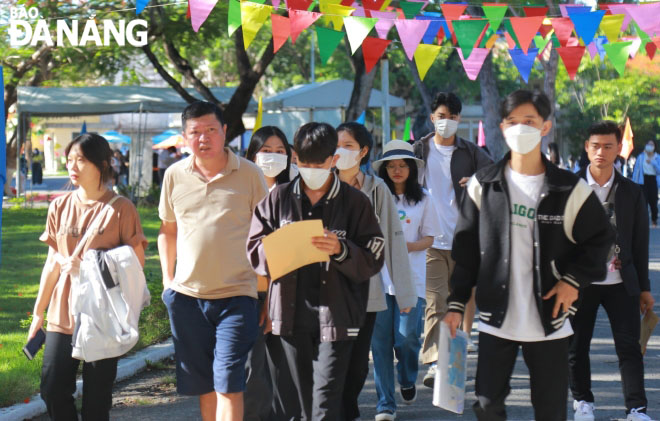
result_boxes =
[0,207,169,408]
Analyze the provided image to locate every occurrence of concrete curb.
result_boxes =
[0,338,174,421]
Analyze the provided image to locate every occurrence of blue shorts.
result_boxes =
[162,289,258,395]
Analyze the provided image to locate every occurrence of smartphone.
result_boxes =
[23,328,46,360]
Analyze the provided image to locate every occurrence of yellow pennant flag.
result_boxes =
[241,2,273,50]
[414,44,442,81]
[381,0,392,10]
[322,3,355,31]
[621,117,634,160]
[254,96,263,132]
[600,14,625,44]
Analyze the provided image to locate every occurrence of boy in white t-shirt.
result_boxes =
[444,90,614,420]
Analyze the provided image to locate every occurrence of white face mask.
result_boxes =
[335,147,361,170]
[646,144,655,153]
[435,119,459,138]
[298,167,331,190]
[255,152,288,178]
[504,124,542,155]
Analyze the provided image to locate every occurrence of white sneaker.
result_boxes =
[573,400,595,421]
[375,410,396,421]
[423,364,436,388]
[627,408,653,421]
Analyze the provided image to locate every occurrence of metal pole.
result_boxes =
[381,57,391,146]
[310,31,316,84]
[16,113,22,198]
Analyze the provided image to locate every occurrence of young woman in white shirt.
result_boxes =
[371,140,441,419]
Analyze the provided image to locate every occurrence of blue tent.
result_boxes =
[152,129,180,144]
[101,131,131,143]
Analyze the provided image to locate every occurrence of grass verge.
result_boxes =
[0,207,168,408]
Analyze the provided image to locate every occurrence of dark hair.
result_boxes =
[336,122,373,165]
[588,120,622,144]
[181,101,225,129]
[294,122,338,164]
[378,158,425,205]
[246,126,292,185]
[431,92,462,115]
[500,90,552,121]
[547,142,560,165]
[167,146,177,153]
[65,133,114,186]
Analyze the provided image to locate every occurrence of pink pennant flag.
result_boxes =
[371,11,396,39]
[190,0,218,32]
[606,5,634,31]
[587,41,599,59]
[457,48,490,80]
[477,120,486,147]
[627,3,660,37]
[351,6,366,17]
[272,0,281,10]
[394,19,431,60]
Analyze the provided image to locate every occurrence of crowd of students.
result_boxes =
[27,89,655,421]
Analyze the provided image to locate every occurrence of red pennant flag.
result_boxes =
[557,46,585,80]
[362,37,391,73]
[363,0,386,11]
[539,24,553,38]
[441,3,467,35]
[186,2,191,19]
[436,27,445,45]
[504,32,517,49]
[340,0,353,5]
[289,9,321,43]
[509,16,544,54]
[271,14,290,53]
[523,6,548,17]
[646,42,657,60]
[287,0,312,11]
[551,17,574,47]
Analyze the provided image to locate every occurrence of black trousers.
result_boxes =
[244,305,273,421]
[266,333,300,421]
[474,332,569,421]
[280,333,353,421]
[341,311,377,420]
[643,175,658,223]
[41,331,118,421]
[568,283,646,412]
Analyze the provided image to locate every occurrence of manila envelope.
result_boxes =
[262,219,329,281]
[640,309,659,355]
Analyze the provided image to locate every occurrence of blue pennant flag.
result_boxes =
[81,121,87,134]
[509,48,539,83]
[569,10,605,47]
[136,0,149,14]
[0,67,6,265]
[595,36,609,60]
[417,13,450,44]
[356,111,366,125]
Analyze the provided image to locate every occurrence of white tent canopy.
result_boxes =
[17,86,257,116]
[262,79,405,111]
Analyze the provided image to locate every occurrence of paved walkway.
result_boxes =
[31,229,660,421]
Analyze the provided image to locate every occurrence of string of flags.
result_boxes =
[177,0,660,82]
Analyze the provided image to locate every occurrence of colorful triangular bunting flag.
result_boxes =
[344,16,378,54]
[136,0,149,14]
[569,10,605,46]
[289,9,321,43]
[362,36,391,73]
[400,1,425,19]
[523,6,548,17]
[190,0,218,32]
[509,16,544,54]
[395,19,431,60]
[557,46,585,80]
[482,4,507,33]
[452,19,488,60]
[372,10,396,39]
[550,17,574,47]
[271,14,290,53]
[509,47,539,83]
[240,2,273,49]
[414,44,442,80]
[316,26,345,65]
[228,0,241,36]
[603,41,632,76]
[600,14,624,44]
[457,47,490,81]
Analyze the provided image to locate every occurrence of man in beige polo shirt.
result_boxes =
[158,101,267,421]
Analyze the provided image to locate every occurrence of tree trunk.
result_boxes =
[542,48,559,150]
[479,53,505,159]
[345,49,378,122]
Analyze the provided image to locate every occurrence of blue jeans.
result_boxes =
[371,295,425,412]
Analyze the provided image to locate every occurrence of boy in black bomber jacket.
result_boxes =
[247,122,385,420]
[443,91,614,421]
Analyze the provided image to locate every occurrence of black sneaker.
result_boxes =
[400,385,416,404]
[375,410,396,421]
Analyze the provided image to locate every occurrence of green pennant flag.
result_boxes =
[453,19,489,59]
[479,28,496,48]
[251,0,267,3]
[482,4,507,32]
[630,21,651,49]
[228,0,242,36]
[399,0,425,19]
[503,19,521,49]
[550,32,560,48]
[603,41,632,77]
[534,34,551,52]
[316,26,344,65]
[403,117,412,141]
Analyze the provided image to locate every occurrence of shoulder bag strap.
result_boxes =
[70,195,121,259]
